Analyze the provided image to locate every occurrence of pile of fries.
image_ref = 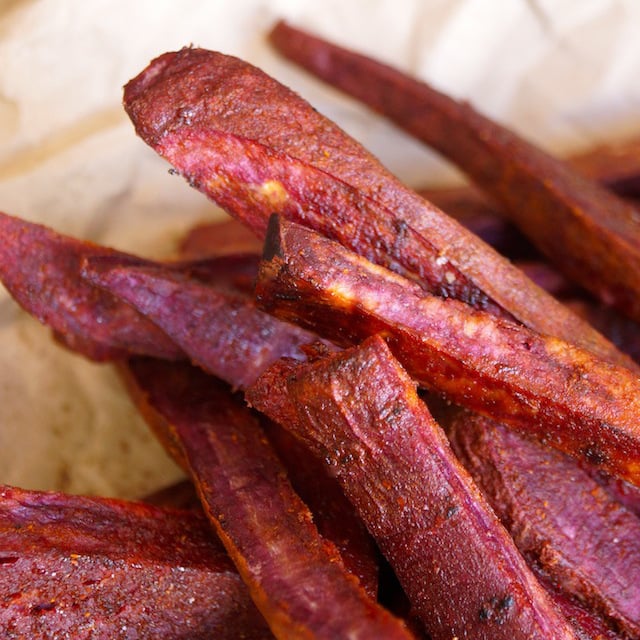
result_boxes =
[1,21,640,639]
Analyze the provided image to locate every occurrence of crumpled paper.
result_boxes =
[0,0,638,498]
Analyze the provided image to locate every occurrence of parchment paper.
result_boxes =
[0,0,638,498]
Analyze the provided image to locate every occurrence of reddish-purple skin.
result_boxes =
[0,485,273,639]
[417,185,541,261]
[247,335,578,640]
[255,217,640,486]
[82,256,321,389]
[442,407,640,637]
[261,419,380,599]
[268,21,640,324]
[122,358,414,640]
[0,211,182,361]
[120,358,380,600]
[122,46,631,368]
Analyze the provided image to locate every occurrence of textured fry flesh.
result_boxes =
[441,407,640,637]
[256,216,640,485]
[268,20,640,322]
[261,419,380,598]
[118,356,380,597]
[122,47,633,368]
[121,358,413,640]
[0,485,272,639]
[83,256,321,389]
[247,335,578,639]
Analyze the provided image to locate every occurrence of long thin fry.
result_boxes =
[121,358,414,640]
[440,406,640,637]
[268,20,640,322]
[256,216,640,485]
[0,485,273,639]
[420,133,640,203]
[82,256,322,389]
[118,353,380,596]
[247,335,578,639]
[122,46,633,368]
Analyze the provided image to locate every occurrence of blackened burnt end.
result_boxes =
[262,214,284,262]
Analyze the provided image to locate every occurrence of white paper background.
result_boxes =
[0,0,639,498]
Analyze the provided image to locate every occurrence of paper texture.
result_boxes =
[0,0,638,498]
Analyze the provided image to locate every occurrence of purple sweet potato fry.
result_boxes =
[0,485,273,639]
[268,20,640,323]
[122,46,630,367]
[120,358,414,640]
[255,216,640,485]
[247,335,578,639]
[441,406,640,637]
[82,256,321,389]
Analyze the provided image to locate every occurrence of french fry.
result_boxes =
[82,256,322,389]
[417,130,640,249]
[247,335,578,639]
[256,216,640,485]
[268,20,640,323]
[0,211,181,361]
[89,253,381,593]
[120,358,414,639]
[440,405,640,637]
[0,211,260,361]
[0,485,272,639]
[122,47,633,368]
[260,418,380,598]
